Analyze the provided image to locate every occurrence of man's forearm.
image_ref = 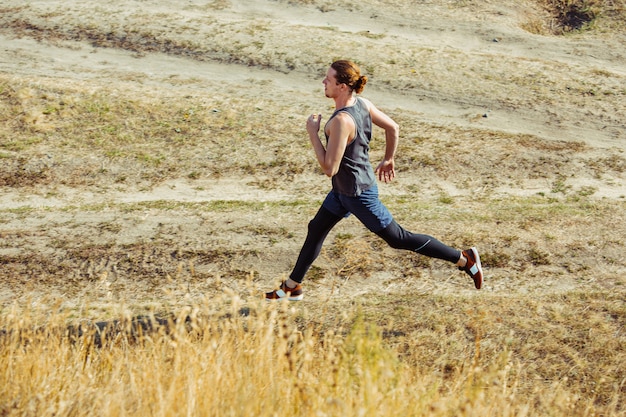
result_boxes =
[309,133,328,172]
[384,131,398,161]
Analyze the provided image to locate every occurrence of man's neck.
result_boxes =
[334,94,355,110]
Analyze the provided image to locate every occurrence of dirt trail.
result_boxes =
[2,30,623,147]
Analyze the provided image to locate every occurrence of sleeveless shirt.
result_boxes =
[325,97,376,197]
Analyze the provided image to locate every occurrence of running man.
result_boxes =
[266,60,482,301]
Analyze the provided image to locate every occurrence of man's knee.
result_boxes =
[376,221,408,250]
[308,207,341,235]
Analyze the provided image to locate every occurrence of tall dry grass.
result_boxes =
[1,292,623,417]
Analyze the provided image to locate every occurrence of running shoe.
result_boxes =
[459,247,483,289]
[265,281,304,301]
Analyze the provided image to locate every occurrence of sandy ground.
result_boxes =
[0,0,625,318]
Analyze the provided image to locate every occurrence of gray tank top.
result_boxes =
[325,97,376,196]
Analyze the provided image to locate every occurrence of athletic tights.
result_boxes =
[289,206,461,283]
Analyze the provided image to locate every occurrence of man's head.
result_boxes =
[323,60,368,97]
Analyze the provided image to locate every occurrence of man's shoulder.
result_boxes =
[329,111,355,131]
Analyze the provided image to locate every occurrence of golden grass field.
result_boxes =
[0,0,625,415]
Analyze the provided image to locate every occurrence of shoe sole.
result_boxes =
[265,289,304,301]
[265,296,303,302]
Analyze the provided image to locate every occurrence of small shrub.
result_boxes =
[533,0,603,34]
[480,250,511,268]
[527,246,551,266]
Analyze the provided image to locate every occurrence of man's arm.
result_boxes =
[306,113,351,177]
[365,99,399,183]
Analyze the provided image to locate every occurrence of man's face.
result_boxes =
[322,67,340,98]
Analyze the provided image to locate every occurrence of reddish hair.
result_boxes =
[331,60,368,94]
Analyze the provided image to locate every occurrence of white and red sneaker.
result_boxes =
[460,247,483,289]
[265,281,304,301]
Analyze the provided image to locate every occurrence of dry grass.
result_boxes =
[1,292,624,416]
[1,75,623,194]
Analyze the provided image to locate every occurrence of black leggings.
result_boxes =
[289,207,461,283]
